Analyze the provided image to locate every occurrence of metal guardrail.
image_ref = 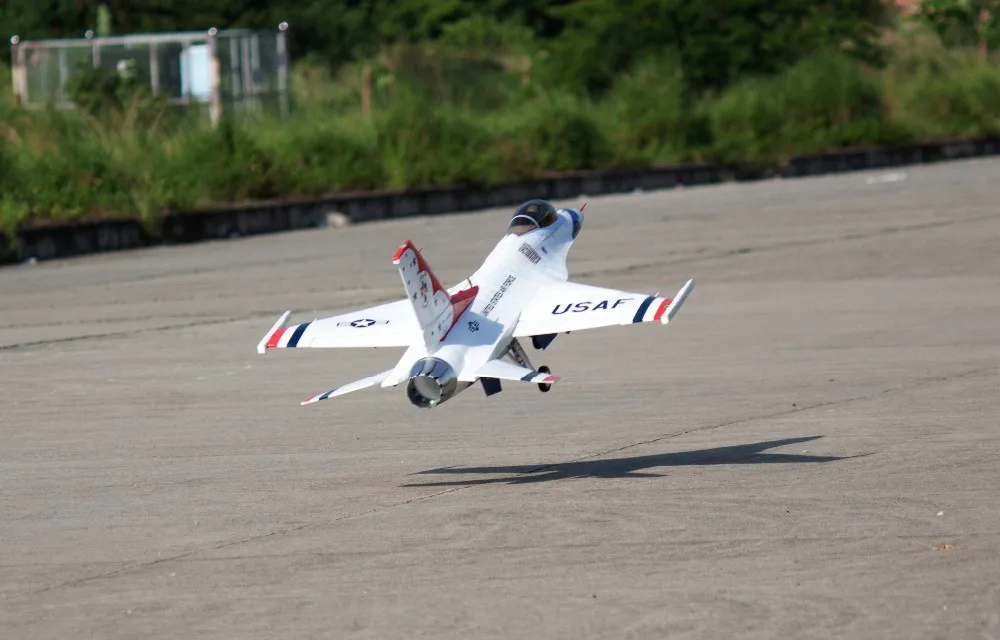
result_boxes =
[9,26,290,122]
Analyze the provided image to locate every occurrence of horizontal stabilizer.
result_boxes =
[255,299,422,351]
[301,369,393,405]
[465,359,559,385]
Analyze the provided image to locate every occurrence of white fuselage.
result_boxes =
[380,207,583,398]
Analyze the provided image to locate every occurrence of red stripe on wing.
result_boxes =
[652,298,673,321]
[266,326,287,349]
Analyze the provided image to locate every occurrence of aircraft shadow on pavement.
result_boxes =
[403,436,862,487]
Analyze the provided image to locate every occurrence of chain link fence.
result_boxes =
[9,26,290,122]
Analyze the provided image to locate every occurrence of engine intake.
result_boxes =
[405,357,459,408]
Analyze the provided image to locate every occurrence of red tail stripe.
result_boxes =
[449,286,479,320]
[441,285,480,341]
[392,240,446,295]
[450,285,478,306]
[391,243,407,263]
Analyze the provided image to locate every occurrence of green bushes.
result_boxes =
[502,92,612,175]
[704,52,916,169]
[2,41,1000,237]
[883,36,1000,137]
[598,56,698,167]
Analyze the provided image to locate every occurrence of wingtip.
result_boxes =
[660,279,695,325]
[257,310,292,354]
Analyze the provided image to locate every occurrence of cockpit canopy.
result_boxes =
[507,199,558,236]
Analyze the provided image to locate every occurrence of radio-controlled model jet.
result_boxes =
[257,200,694,408]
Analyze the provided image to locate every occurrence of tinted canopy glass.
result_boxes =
[508,199,558,236]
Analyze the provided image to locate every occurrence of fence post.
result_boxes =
[10,36,24,107]
[277,22,289,117]
[87,30,100,68]
[207,27,222,126]
[149,41,160,95]
[241,32,253,114]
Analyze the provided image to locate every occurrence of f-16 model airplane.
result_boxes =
[257,199,694,408]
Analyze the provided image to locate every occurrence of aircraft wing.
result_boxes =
[512,278,693,338]
[257,298,421,353]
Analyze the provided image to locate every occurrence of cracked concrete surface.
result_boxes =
[2,159,999,639]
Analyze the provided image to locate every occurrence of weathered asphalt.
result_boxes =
[2,159,998,639]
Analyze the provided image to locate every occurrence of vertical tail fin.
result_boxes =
[392,240,479,348]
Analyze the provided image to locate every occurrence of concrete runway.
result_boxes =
[2,158,999,639]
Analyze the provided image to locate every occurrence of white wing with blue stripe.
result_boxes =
[512,279,693,338]
[257,298,422,352]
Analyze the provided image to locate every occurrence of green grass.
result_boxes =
[3,30,1000,238]
[702,51,918,171]
[882,29,1000,138]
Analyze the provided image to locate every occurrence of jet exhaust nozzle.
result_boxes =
[405,357,459,408]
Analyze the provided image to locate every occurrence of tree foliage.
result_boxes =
[4,0,891,97]
[916,0,1000,58]
[545,0,891,94]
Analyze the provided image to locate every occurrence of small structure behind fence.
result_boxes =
[9,25,290,122]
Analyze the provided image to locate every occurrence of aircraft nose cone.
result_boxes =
[569,208,583,238]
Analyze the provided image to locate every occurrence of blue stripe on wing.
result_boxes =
[632,296,655,323]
